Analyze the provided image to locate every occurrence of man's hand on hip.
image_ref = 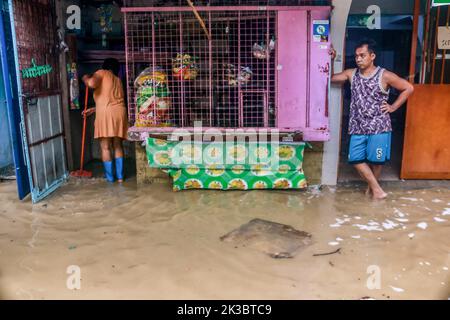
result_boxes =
[381,101,396,114]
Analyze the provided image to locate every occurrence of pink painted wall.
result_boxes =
[277,8,331,141]
[308,9,331,141]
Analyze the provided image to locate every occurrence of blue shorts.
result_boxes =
[348,132,392,165]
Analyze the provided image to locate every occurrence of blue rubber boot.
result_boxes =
[115,157,124,182]
[103,161,115,182]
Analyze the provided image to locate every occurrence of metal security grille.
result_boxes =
[25,95,67,193]
[124,8,277,128]
[13,0,60,96]
[123,1,332,7]
[419,3,450,84]
[12,0,67,203]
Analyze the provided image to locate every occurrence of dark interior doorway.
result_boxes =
[338,17,413,182]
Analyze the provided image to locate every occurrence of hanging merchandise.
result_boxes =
[57,28,69,53]
[67,63,80,110]
[98,5,113,48]
[239,66,253,84]
[224,64,237,86]
[224,64,253,86]
[252,38,275,60]
[172,53,199,80]
[135,67,172,127]
[21,58,52,79]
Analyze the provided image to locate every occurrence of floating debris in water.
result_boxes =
[221,219,312,259]
[442,208,450,216]
[329,217,351,228]
[353,222,383,232]
[313,248,341,257]
[390,286,405,293]
[382,220,398,230]
[352,217,407,232]
[434,217,446,223]
[394,208,407,217]
[400,197,419,202]
[417,222,428,230]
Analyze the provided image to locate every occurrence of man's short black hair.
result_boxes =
[102,58,120,76]
[355,38,377,55]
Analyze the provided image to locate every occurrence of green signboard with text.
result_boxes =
[433,0,450,6]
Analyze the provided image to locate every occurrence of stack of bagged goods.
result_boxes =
[134,67,172,127]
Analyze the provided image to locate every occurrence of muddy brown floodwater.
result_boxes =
[0,178,448,300]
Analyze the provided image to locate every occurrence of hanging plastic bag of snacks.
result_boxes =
[224,64,253,86]
[224,63,237,86]
[98,5,113,48]
[252,38,276,60]
[238,66,253,85]
[134,67,172,127]
[67,62,80,110]
[172,53,199,80]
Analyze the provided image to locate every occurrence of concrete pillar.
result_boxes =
[55,0,75,171]
[321,0,353,186]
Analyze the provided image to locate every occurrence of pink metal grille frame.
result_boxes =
[122,6,331,141]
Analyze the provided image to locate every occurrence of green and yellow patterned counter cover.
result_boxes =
[146,137,308,192]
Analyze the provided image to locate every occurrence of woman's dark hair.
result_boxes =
[355,38,378,55]
[102,58,120,76]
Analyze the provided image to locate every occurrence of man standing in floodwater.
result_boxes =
[330,39,414,200]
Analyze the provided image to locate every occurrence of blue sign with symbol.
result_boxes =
[313,20,330,43]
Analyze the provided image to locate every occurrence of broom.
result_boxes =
[70,87,93,178]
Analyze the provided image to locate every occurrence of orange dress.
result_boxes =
[93,70,128,140]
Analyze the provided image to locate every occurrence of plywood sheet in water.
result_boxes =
[221,219,312,259]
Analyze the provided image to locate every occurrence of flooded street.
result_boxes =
[0,178,448,300]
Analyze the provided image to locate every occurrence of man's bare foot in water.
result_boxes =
[372,188,388,200]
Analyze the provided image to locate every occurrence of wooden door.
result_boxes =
[401,85,450,179]
[402,1,450,179]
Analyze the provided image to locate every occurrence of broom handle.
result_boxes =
[80,87,89,171]
[186,0,211,41]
